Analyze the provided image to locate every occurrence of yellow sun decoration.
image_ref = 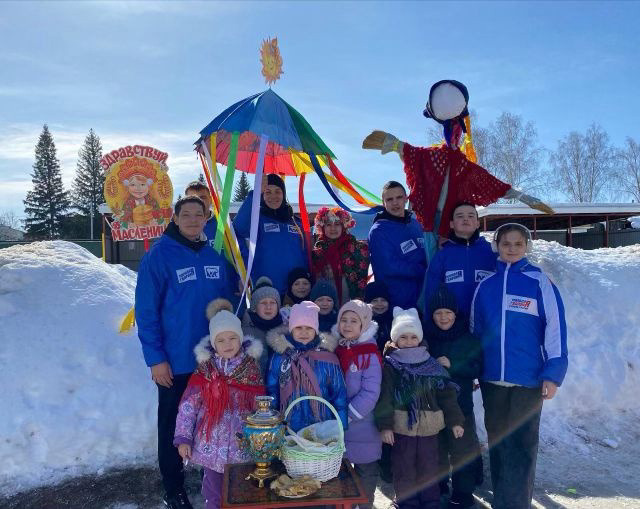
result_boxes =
[260,37,283,86]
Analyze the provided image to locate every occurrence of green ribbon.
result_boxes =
[214,131,239,252]
[346,177,383,205]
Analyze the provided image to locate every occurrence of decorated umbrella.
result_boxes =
[195,88,336,176]
[194,38,382,311]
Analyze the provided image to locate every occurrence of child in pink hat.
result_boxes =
[266,301,347,432]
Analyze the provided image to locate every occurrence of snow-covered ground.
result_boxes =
[0,241,156,495]
[1,239,640,505]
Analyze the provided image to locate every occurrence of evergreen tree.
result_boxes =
[71,128,104,238]
[198,173,206,184]
[23,125,70,239]
[233,172,252,201]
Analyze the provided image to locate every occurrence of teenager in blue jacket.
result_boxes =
[233,174,309,297]
[424,203,497,318]
[135,196,234,509]
[470,223,568,509]
[368,181,427,310]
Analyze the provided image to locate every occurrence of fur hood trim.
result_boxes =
[331,320,379,345]
[266,325,339,354]
[194,334,264,364]
[206,298,234,321]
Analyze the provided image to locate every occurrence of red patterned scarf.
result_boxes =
[312,232,368,302]
[335,342,383,375]
[188,355,265,440]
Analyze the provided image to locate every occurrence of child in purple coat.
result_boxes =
[333,300,383,509]
[174,299,265,509]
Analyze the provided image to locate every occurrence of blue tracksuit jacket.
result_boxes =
[424,231,497,317]
[135,228,233,375]
[470,258,568,387]
[233,191,309,296]
[368,212,427,309]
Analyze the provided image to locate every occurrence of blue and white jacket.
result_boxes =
[470,258,568,387]
[135,223,233,375]
[233,191,309,297]
[368,210,427,309]
[424,230,497,318]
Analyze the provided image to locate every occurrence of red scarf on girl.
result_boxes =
[335,342,383,375]
[188,356,265,440]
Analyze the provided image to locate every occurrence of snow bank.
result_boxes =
[530,240,640,447]
[0,241,155,495]
[1,239,639,495]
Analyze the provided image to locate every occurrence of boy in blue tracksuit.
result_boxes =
[424,202,497,318]
[368,181,427,310]
[233,175,309,297]
[470,223,568,509]
[135,196,234,509]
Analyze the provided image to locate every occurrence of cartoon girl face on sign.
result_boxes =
[117,157,159,225]
[125,174,153,201]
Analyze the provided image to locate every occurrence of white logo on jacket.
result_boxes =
[204,266,220,279]
[445,270,464,283]
[287,224,299,234]
[506,294,539,316]
[264,223,280,233]
[176,267,196,283]
[475,270,494,283]
[400,239,418,254]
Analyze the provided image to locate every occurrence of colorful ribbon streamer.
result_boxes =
[298,173,313,270]
[199,140,249,287]
[214,132,239,252]
[308,151,383,215]
[237,134,268,314]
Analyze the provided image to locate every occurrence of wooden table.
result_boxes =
[222,459,369,509]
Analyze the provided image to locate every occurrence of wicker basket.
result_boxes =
[281,395,345,482]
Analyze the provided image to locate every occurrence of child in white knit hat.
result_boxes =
[174,299,265,509]
[375,307,464,509]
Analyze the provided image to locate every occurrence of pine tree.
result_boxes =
[71,128,104,238]
[233,172,252,201]
[198,173,206,184]
[23,125,71,239]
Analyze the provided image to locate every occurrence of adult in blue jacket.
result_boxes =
[470,223,568,509]
[424,203,497,319]
[135,196,233,509]
[368,181,427,310]
[233,174,309,297]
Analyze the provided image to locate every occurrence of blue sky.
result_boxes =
[1,1,639,221]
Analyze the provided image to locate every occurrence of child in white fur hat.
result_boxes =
[375,307,464,509]
[174,299,265,509]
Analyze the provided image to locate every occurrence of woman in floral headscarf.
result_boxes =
[312,207,369,306]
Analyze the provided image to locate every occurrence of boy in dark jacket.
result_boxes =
[427,285,482,509]
[375,307,465,509]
